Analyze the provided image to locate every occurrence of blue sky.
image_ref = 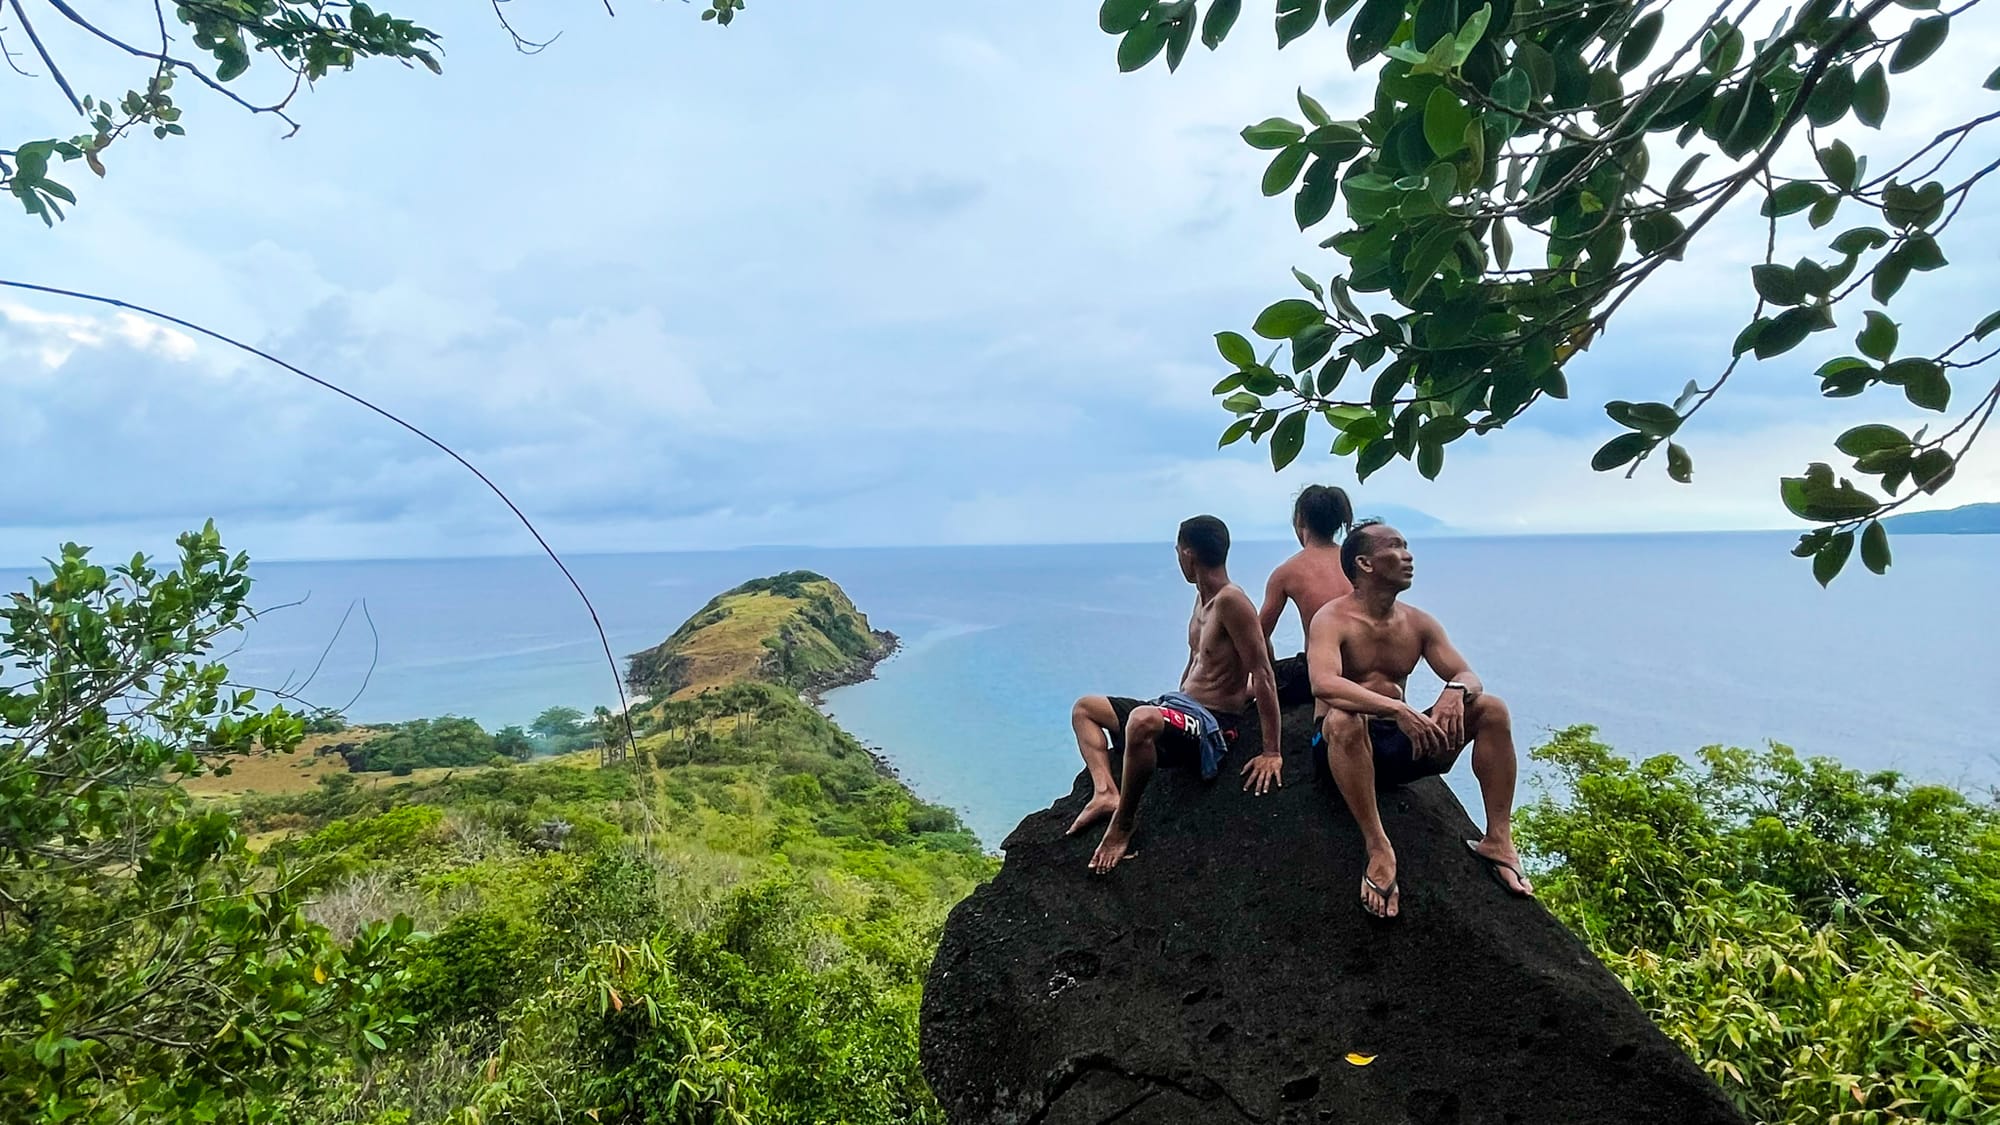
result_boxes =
[2,2,1996,561]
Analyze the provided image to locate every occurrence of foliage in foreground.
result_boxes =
[0,529,989,1124]
[1521,726,2000,1124]
[0,526,411,1124]
[1103,0,1999,583]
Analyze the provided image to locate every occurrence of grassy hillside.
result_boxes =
[626,571,895,701]
[225,680,990,1123]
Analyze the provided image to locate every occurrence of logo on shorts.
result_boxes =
[1160,707,1198,734]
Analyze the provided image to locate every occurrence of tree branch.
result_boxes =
[7,0,81,112]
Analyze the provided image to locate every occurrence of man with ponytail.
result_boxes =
[1261,485,1355,707]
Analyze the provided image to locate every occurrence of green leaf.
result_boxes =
[1278,0,1323,46]
[1912,448,1955,492]
[1216,331,1257,367]
[1166,7,1198,70]
[1100,0,1151,34]
[1813,531,1854,586]
[1117,21,1171,71]
[1617,11,1664,73]
[1243,117,1307,149]
[1854,63,1889,128]
[1219,417,1255,447]
[1762,181,1825,217]
[1752,264,1804,306]
[1491,217,1513,270]
[1355,434,1397,480]
[1857,312,1898,361]
[1292,267,1326,301]
[1831,227,1889,255]
[1295,155,1340,228]
[1860,520,1891,574]
[1298,87,1331,127]
[1272,411,1308,469]
[1753,307,1821,358]
[1292,324,1337,371]
[1492,67,1532,114]
[1203,0,1243,47]
[1889,359,1949,410]
[1889,15,1948,73]
[1807,63,1854,127]
[1263,145,1311,195]
[1988,64,2000,91]
[1836,424,1909,456]
[1424,88,1471,157]
[1347,0,1405,66]
[1872,253,1912,303]
[1632,212,1686,257]
[1902,233,1946,271]
[1816,141,1857,190]
[1592,432,1651,472]
[1452,4,1492,64]
[1253,299,1324,340]
[1975,310,2000,341]
[1223,392,1264,414]
[1417,438,1444,479]
[1666,442,1693,483]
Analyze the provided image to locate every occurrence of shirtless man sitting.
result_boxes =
[1260,484,1355,707]
[1066,516,1284,874]
[1307,521,1532,919]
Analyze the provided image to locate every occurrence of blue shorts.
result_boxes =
[1310,713,1451,788]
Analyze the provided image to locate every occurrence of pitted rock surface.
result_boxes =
[919,701,1745,1125]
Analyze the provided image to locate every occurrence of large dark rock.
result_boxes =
[920,702,1745,1125]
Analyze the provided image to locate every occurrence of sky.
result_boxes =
[2,1,1997,562]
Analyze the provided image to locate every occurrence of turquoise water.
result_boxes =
[23,534,1990,846]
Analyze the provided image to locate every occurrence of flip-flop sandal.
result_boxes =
[1464,840,1534,897]
[1361,875,1400,920]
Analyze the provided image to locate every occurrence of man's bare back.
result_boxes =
[1260,546,1353,642]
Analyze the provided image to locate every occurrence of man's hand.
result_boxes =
[1395,703,1449,760]
[1240,752,1283,795]
[1431,688,1467,748]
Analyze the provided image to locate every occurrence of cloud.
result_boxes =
[1,2,1995,562]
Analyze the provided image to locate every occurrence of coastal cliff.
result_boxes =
[626,570,897,701]
[919,701,1745,1125]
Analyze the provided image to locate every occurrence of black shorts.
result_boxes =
[1273,652,1314,708]
[1106,695,1240,770]
[1310,712,1452,788]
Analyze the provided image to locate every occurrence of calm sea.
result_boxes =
[21,534,1990,845]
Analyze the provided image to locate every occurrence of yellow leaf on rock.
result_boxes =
[1345,1053,1377,1066]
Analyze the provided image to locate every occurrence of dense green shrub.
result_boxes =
[346,716,495,773]
[400,913,536,1031]
[1522,727,2000,1124]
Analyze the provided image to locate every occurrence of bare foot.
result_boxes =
[1361,849,1400,918]
[1066,791,1120,837]
[1471,837,1534,896]
[1090,820,1136,874]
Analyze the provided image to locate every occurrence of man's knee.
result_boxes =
[1125,705,1165,743]
[1470,692,1511,732]
[1321,712,1368,757]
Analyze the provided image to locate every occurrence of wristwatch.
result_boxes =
[1444,682,1470,694]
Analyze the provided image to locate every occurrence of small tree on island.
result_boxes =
[1101,0,1997,583]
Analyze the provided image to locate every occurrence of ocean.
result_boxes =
[27,533,1993,846]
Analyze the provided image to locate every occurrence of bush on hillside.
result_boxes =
[1522,727,2000,1124]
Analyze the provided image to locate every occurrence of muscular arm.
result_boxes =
[1417,612,1483,699]
[1258,566,1287,642]
[1306,606,1411,718]
[1220,590,1281,750]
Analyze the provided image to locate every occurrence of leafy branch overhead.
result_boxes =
[1104,0,1999,584]
[0,1,745,226]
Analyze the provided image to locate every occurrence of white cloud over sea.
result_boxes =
[2,3,1996,562]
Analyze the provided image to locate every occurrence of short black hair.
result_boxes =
[1339,519,1386,581]
[1293,485,1355,543]
[1177,515,1230,568]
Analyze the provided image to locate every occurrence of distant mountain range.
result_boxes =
[1881,502,2000,535]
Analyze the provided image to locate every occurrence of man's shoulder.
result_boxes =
[1396,601,1443,632]
[1308,593,1354,634]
